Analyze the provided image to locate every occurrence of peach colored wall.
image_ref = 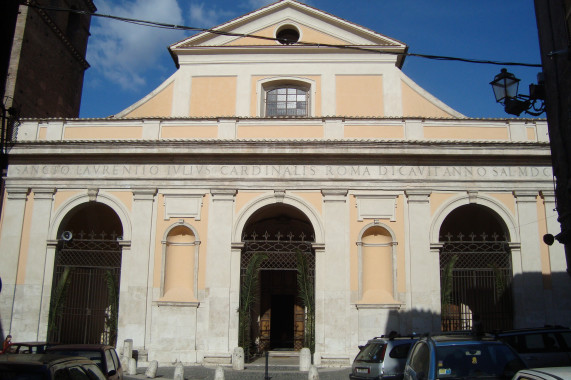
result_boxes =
[299,25,349,45]
[344,124,404,139]
[394,196,406,293]
[52,191,78,217]
[64,126,143,140]
[251,75,322,117]
[225,25,275,46]
[163,226,197,301]
[237,124,323,138]
[489,193,515,216]
[424,126,509,140]
[225,23,348,46]
[401,82,455,118]
[16,193,33,284]
[336,75,383,117]
[430,193,455,217]
[537,196,551,289]
[153,193,209,293]
[108,191,133,213]
[236,192,267,215]
[161,125,218,139]
[190,76,237,117]
[39,127,47,140]
[361,229,393,303]
[527,127,537,141]
[124,82,174,118]
[291,192,322,215]
[349,195,406,296]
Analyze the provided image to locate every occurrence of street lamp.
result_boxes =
[490,68,546,116]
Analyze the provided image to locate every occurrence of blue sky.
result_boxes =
[80,0,541,119]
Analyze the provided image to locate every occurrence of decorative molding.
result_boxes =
[355,303,404,310]
[153,301,200,308]
[355,195,397,221]
[164,194,203,220]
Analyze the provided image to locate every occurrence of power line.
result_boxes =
[25,2,542,68]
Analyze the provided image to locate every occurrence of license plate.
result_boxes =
[356,368,370,374]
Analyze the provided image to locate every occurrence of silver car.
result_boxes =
[350,335,418,380]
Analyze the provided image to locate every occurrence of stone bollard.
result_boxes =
[232,347,244,370]
[299,348,311,371]
[128,358,137,376]
[214,366,225,380]
[173,361,184,380]
[145,360,158,378]
[308,365,319,380]
[123,339,133,360]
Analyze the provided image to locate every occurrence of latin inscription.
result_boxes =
[10,164,553,180]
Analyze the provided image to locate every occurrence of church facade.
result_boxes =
[1,0,569,366]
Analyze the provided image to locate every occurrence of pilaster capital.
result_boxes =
[513,190,538,203]
[32,188,56,200]
[132,188,157,201]
[405,190,431,203]
[321,189,348,202]
[210,189,237,201]
[5,187,29,200]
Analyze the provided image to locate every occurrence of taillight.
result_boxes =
[379,344,388,360]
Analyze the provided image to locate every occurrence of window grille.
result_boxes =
[266,87,308,116]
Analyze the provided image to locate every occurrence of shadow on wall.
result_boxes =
[375,270,571,340]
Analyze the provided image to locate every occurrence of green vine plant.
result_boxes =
[48,266,73,342]
[104,270,119,346]
[440,255,458,321]
[238,253,267,361]
[296,251,315,354]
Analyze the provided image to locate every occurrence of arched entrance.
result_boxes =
[48,202,123,345]
[439,204,513,331]
[240,204,315,358]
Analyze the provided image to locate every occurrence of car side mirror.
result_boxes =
[358,345,364,351]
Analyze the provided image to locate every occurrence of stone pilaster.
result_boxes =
[405,190,439,333]
[11,188,55,340]
[0,187,29,335]
[204,190,236,354]
[316,190,349,362]
[513,191,544,327]
[541,190,571,324]
[117,188,156,348]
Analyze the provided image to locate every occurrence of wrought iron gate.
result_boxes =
[49,234,122,345]
[241,232,315,353]
[440,237,513,332]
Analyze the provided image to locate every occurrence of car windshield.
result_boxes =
[355,342,386,363]
[435,343,525,379]
[51,350,103,370]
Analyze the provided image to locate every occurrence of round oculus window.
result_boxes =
[276,26,300,45]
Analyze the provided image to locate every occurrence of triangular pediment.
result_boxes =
[170,0,406,50]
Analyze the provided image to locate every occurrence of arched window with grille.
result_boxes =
[265,86,309,116]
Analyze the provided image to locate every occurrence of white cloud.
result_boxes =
[88,0,186,90]
[188,2,235,28]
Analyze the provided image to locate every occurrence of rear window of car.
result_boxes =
[355,342,387,362]
[503,332,566,353]
[435,343,525,378]
[389,343,412,359]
